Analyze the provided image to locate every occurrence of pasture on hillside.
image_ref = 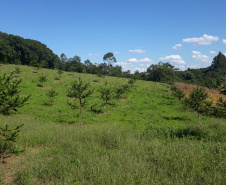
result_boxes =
[0,64,226,185]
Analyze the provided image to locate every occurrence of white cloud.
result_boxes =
[135,67,146,72]
[116,62,134,70]
[172,44,182,49]
[114,52,120,54]
[127,58,138,63]
[224,53,226,57]
[210,51,216,54]
[89,53,99,56]
[183,34,219,45]
[187,65,200,69]
[223,39,226,44]
[139,58,152,63]
[117,57,153,73]
[129,49,146,54]
[192,51,212,63]
[159,55,186,65]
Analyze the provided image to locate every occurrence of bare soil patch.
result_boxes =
[176,82,226,103]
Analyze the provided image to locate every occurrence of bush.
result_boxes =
[0,124,24,161]
[0,72,30,115]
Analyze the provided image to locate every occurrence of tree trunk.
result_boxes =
[198,112,200,123]
[105,100,108,115]
[80,99,83,127]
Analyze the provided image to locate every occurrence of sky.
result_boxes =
[1,0,226,73]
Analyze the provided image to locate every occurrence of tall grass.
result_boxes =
[0,64,226,184]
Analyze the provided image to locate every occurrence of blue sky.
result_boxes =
[1,0,226,73]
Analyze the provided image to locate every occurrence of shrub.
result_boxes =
[0,124,24,161]
[0,72,30,115]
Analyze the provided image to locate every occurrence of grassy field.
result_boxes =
[0,64,226,184]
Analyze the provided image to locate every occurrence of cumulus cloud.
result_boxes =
[117,57,153,73]
[183,34,219,45]
[89,53,99,56]
[135,67,146,72]
[129,49,146,54]
[192,51,212,63]
[139,58,152,63]
[210,51,216,54]
[159,55,186,65]
[125,58,153,63]
[172,44,182,49]
[127,58,138,63]
[224,53,226,57]
[223,39,226,44]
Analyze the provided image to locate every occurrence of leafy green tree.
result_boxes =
[184,87,209,122]
[99,81,114,114]
[0,71,30,115]
[67,78,94,127]
[103,52,117,75]
[45,89,59,105]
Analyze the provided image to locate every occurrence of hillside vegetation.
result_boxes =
[1,31,226,91]
[0,64,225,184]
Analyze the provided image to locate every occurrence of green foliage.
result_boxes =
[1,65,226,184]
[214,97,226,118]
[14,67,21,74]
[103,52,117,65]
[45,89,59,105]
[0,31,58,68]
[99,81,114,114]
[114,85,125,105]
[67,78,94,126]
[170,84,185,100]
[38,75,47,83]
[184,87,210,122]
[0,124,24,159]
[57,69,63,75]
[0,71,30,115]
[37,75,47,87]
[128,78,135,87]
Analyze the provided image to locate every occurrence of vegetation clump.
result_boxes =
[0,124,24,162]
[0,71,30,115]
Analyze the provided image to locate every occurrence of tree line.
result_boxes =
[1,31,226,92]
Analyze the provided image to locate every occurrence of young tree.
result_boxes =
[184,87,209,122]
[37,75,47,87]
[45,89,59,105]
[114,85,125,105]
[171,84,185,100]
[67,78,93,127]
[99,81,114,114]
[0,71,30,115]
[0,124,24,162]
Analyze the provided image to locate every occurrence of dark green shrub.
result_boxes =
[45,89,59,105]
[0,72,30,115]
[0,124,24,161]
[171,124,209,140]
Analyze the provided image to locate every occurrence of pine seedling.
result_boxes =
[67,78,94,127]
[45,89,59,105]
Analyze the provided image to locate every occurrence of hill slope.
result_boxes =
[0,64,226,184]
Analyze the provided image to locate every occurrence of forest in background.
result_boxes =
[0,31,226,91]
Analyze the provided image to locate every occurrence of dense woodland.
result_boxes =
[1,31,226,91]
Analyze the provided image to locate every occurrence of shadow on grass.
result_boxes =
[163,116,190,121]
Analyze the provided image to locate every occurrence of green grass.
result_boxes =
[0,64,226,184]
